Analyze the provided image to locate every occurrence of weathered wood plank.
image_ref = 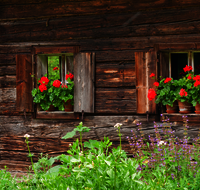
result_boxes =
[95,88,136,113]
[0,102,17,115]
[163,113,200,122]
[2,7,200,34]
[36,111,80,120]
[0,65,16,75]
[0,75,16,88]
[96,50,135,62]
[1,0,200,20]
[96,62,135,87]
[3,18,200,43]
[0,160,31,172]
[0,46,31,54]
[74,52,95,113]
[135,52,147,114]
[158,43,196,51]
[16,54,33,112]
[0,88,16,102]
[34,46,77,54]
[0,115,156,138]
[0,54,16,65]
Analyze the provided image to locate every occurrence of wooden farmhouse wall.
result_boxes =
[1,0,200,171]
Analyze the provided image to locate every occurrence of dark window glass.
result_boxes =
[194,52,200,75]
[171,53,188,80]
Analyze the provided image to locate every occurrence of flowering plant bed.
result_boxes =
[148,65,200,112]
[31,67,74,111]
[1,117,200,189]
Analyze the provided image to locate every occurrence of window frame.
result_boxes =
[33,46,80,120]
[159,49,200,119]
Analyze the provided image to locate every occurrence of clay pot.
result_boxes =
[195,102,200,114]
[64,100,73,112]
[46,105,56,111]
[166,101,178,113]
[178,100,193,114]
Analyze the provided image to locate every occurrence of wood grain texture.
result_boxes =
[0,76,16,88]
[0,54,16,65]
[95,88,136,113]
[96,62,135,87]
[0,46,31,54]
[0,88,16,102]
[0,102,17,115]
[16,54,33,112]
[1,0,200,20]
[36,111,80,120]
[0,65,16,75]
[74,52,95,113]
[135,52,147,114]
[3,13,200,43]
[96,50,135,62]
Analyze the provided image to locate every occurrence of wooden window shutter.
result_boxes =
[74,52,95,113]
[16,54,33,112]
[135,51,157,114]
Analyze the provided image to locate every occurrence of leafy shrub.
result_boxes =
[1,118,200,189]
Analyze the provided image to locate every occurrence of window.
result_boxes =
[16,46,95,119]
[169,51,200,79]
[37,53,74,86]
[135,47,200,120]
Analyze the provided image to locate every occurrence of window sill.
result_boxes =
[36,111,79,120]
[162,113,200,122]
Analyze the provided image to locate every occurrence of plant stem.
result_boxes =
[80,132,83,152]
[26,140,36,175]
[118,128,122,153]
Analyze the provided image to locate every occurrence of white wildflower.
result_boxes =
[69,143,72,147]
[79,151,83,156]
[158,141,166,146]
[114,123,122,128]
[24,134,30,138]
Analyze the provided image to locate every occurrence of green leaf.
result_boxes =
[62,130,76,139]
[105,160,111,166]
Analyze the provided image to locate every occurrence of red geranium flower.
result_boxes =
[66,73,74,80]
[187,75,192,80]
[53,67,59,71]
[194,80,200,87]
[61,84,68,88]
[53,80,61,88]
[153,82,159,87]
[39,84,47,92]
[150,73,155,78]
[38,76,49,85]
[193,75,200,81]
[179,88,187,97]
[147,88,157,101]
[164,77,172,83]
[183,65,193,72]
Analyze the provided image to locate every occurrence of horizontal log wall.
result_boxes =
[1,115,200,171]
[1,1,200,171]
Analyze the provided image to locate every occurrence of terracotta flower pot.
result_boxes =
[178,100,193,114]
[46,105,56,111]
[195,102,200,114]
[64,100,73,112]
[166,101,178,113]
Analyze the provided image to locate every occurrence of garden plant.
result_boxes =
[31,66,74,111]
[0,119,200,189]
